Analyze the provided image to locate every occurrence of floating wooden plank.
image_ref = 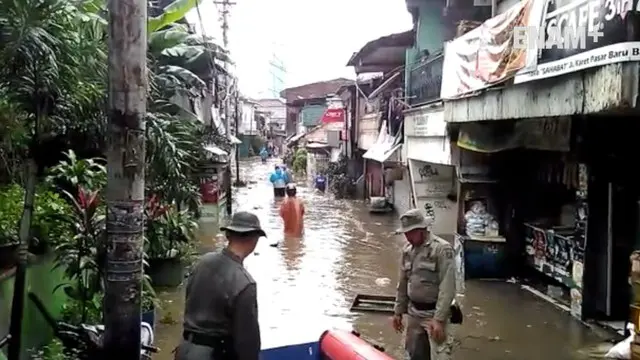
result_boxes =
[350,294,396,314]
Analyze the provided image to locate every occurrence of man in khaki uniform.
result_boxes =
[392,209,456,360]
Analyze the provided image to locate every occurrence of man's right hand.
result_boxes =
[391,315,404,333]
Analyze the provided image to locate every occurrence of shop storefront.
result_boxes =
[439,0,640,328]
[451,117,596,319]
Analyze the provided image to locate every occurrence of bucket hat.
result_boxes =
[220,211,266,237]
[395,209,434,234]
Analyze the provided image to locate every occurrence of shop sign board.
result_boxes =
[405,107,446,137]
[515,0,640,83]
[441,0,640,98]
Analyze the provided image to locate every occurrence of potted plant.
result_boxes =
[145,196,198,287]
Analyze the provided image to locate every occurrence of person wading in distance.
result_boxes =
[279,183,305,238]
[269,165,288,198]
[177,211,265,360]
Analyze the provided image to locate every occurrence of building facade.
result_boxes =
[280,78,353,137]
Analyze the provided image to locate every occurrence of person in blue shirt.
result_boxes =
[259,147,268,163]
[314,173,327,193]
[281,165,292,184]
[269,165,288,197]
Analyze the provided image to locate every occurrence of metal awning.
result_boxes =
[228,134,242,144]
[362,121,401,163]
[204,145,228,156]
[363,142,402,163]
[306,142,330,149]
[347,30,415,74]
[287,132,306,145]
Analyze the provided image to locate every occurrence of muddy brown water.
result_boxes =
[152,158,613,360]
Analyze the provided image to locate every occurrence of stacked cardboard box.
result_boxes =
[630,251,640,359]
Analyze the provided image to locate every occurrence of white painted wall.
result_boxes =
[239,101,258,135]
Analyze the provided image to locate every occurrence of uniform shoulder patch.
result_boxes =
[442,247,454,259]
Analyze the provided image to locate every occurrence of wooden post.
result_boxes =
[104,0,147,355]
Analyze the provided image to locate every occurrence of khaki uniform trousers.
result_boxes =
[405,315,454,360]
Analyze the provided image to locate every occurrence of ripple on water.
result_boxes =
[153,158,405,359]
[153,158,608,360]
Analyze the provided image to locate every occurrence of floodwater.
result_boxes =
[152,158,614,360]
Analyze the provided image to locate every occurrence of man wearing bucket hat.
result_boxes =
[177,211,265,360]
[391,209,456,360]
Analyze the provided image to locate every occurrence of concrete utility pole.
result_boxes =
[213,0,235,214]
[104,0,147,356]
[213,0,235,133]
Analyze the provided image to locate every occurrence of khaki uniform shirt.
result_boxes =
[394,234,456,321]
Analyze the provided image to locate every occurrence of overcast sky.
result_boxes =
[186,0,412,98]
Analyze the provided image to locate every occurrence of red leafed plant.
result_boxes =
[145,194,169,221]
[55,186,106,323]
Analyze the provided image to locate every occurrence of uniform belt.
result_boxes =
[183,331,235,358]
[411,301,437,311]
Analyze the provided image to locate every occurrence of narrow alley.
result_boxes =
[152,158,610,360]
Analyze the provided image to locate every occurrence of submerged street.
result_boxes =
[153,158,611,360]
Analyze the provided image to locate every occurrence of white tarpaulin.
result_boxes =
[363,121,401,163]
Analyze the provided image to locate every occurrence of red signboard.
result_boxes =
[321,108,345,124]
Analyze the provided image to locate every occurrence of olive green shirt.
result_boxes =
[394,234,456,321]
[183,249,260,360]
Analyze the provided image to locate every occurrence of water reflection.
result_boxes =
[279,236,305,273]
[152,157,608,360]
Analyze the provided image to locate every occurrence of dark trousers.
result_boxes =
[274,188,285,197]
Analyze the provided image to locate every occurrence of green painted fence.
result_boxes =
[0,256,68,360]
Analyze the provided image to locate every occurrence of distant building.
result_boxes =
[280,78,353,137]
[255,98,286,132]
[238,98,258,136]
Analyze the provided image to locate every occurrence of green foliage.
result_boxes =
[0,184,72,246]
[46,150,106,191]
[148,0,201,33]
[29,339,80,360]
[145,196,199,260]
[0,0,225,339]
[326,155,356,199]
[293,148,307,174]
[145,111,203,213]
[54,187,105,323]
[60,293,102,325]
